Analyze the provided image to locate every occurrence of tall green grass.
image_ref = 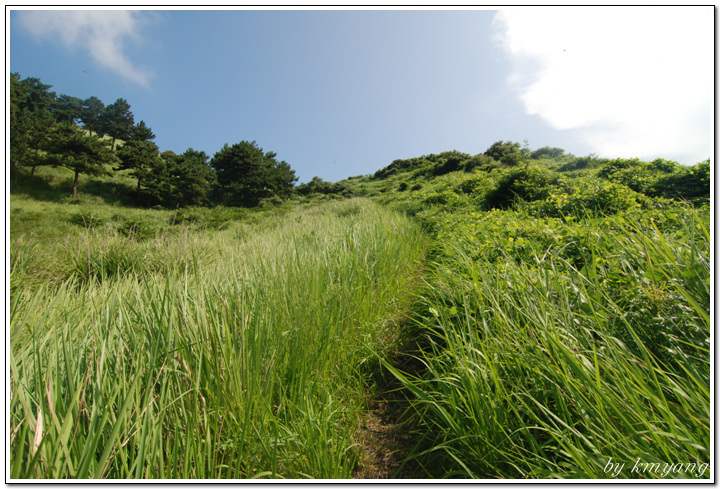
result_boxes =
[386,206,710,479]
[9,199,427,479]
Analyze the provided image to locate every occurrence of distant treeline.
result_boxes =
[10,73,297,207]
[10,73,709,208]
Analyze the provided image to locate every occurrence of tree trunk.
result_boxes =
[31,148,40,180]
[72,170,79,199]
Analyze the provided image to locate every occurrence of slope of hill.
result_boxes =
[9,144,711,479]
[322,149,711,478]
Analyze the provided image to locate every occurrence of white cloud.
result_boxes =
[493,7,713,163]
[16,10,152,87]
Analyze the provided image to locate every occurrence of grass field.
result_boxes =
[370,162,711,479]
[383,207,711,478]
[10,190,427,478]
[9,161,711,480]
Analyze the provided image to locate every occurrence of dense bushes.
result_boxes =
[484,166,558,209]
[597,158,710,203]
[371,149,516,182]
[373,150,709,224]
[532,179,641,218]
[652,159,710,200]
[557,154,608,172]
[462,153,499,172]
[530,146,565,159]
[372,156,432,180]
[373,155,710,477]
[388,204,709,478]
[295,176,356,197]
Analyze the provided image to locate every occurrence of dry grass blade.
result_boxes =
[32,409,43,458]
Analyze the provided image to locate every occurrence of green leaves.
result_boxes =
[100,98,134,148]
[378,166,709,478]
[535,179,641,218]
[597,157,710,203]
[116,139,162,191]
[211,141,297,207]
[42,124,119,198]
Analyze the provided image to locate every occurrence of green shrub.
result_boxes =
[332,201,363,217]
[422,190,460,208]
[259,195,284,207]
[373,156,431,180]
[597,158,643,179]
[652,160,710,201]
[173,207,241,230]
[484,140,521,161]
[530,146,565,159]
[557,154,608,172]
[117,219,148,239]
[61,237,144,283]
[596,158,710,204]
[387,206,709,478]
[534,180,640,218]
[115,216,167,240]
[456,174,492,195]
[462,153,499,172]
[69,211,104,228]
[432,152,468,176]
[649,157,682,173]
[485,166,558,209]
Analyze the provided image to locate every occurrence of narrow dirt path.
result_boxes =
[353,397,416,479]
[352,248,430,479]
[352,336,428,479]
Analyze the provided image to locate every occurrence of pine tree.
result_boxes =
[81,96,105,137]
[211,141,297,207]
[101,98,135,149]
[44,124,119,198]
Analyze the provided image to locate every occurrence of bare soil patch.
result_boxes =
[353,397,418,479]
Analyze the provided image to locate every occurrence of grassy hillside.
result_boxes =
[9,150,711,480]
[10,189,427,478]
[336,151,711,478]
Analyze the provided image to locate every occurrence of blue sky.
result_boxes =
[9,7,713,183]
